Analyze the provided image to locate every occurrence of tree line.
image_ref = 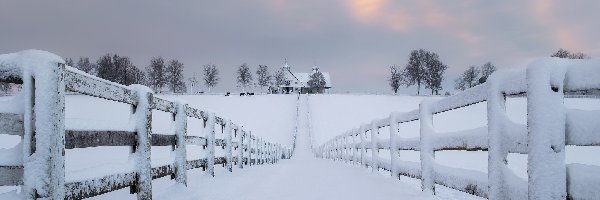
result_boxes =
[230,63,326,93]
[65,55,186,93]
[65,54,327,94]
[389,48,591,95]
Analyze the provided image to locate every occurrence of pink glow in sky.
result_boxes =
[1,0,598,93]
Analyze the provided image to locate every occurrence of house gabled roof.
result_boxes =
[283,67,305,88]
[293,72,332,88]
[279,62,332,88]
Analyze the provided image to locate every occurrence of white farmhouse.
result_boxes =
[279,61,332,94]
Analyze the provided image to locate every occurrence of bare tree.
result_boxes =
[76,57,96,75]
[146,57,167,92]
[237,63,253,92]
[424,52,447,95]
[166,59,186,93]
[454,66,480,91]
[479,62,497,84]
[403,49,427,95]
[188,73,199,94]
[124,63,146,86]
[65,58,74,67]
[96,54,114,81]
[551,48,590,59]
[388,65,403,94]
[203,64,219,92]
[273,67,287,93]
[256,65,271,92]
[96,54,144,85]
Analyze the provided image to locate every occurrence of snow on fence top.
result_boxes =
[316,57,600,200]
[0,50,292,200]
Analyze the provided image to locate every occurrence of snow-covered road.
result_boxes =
[152,95,438,200]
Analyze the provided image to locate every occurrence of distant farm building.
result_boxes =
[279,61,332,94]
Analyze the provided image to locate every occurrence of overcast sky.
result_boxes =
[1,0,599,94]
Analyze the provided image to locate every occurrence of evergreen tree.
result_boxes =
[307,71,326,93]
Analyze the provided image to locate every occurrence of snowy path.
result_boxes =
[154,95,436,200]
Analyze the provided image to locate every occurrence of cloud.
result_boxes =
[348,0,413,32]
[532,0,585,50]
[346,0,480,44]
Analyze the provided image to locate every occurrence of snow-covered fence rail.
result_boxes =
[316,58,600,200]
[0,50,292,199]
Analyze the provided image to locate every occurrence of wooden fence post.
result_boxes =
[266,142,270,164]
[22,62,66,199]
[249,134,253,166]
[270,143,274,164]
[278,144,282,161]
[337,137,342,161]
[527,64,566,199]
[132,86,154,199]
[260,138,263,162]
[420,101,435,195]
[353,131,358,165]
[389,114,400,179]
[334,137,339,161]
[269,143,273,164]
[206,113,216,177]
[258,138,262,165]
[360,126,366,168]
[371,122,379,173]
[487,74,518,199]
[261,139,265,165]
[344,135,349,163]
[174,101,188,185]
[224,120,233,172]
[238,129,244,169]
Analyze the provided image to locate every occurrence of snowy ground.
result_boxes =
[150,95,438,200]
[1,93,598,199]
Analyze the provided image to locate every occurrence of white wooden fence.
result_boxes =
[0,50,292,199]
[316,60,600,200]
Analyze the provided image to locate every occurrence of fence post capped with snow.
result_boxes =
[205,112,216,177]
[130,85,155,199]
[174,100,188,185]
[389,112,399,179]
[526,61,567,199]
[14,51,68,200]
[370,120,379,173]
